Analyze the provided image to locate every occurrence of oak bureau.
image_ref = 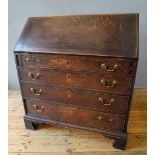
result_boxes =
[14,14,139,150]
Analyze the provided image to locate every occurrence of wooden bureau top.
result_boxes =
[15,14,139,58]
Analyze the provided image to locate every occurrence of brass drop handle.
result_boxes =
[31,88,43,96]
[26,58,31,63]
[98,116,113,122]
[98,116,102,120]
[104,98,114,106]
[98,97,114,106]
[98,97,104,104]
[101,63,119,72]
[33,104,44,112]
[101,79,117,88]
[28,72,41,80]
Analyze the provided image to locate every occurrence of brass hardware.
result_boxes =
[104,98,114,106]
[72,107,78,110]
[67,90,71,98]
[109,118,113,122]
[28,72,41,80]
[101,63,119,72]
[67,90,71,94]
[67,74,70,79]
[26,58,31,63]
[31,88,43,95]
[98,116,102,120]
[101,79,117,88]
[98,97,104,104]
[98,97,114,106]
[28,72,33,78]
[33,104,44,112]
[36,73,41,79]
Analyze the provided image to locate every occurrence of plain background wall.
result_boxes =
[8,0,147,89]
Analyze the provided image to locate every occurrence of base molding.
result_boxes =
[24,115,127,150]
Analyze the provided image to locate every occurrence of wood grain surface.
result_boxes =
[15,14,139,58]
[8,89,146,155]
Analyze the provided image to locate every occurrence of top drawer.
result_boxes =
[16,53,137,76]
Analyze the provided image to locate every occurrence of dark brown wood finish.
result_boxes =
[16,53,138,78]
[17,53,136,76]
[14,14,139,150]
[24,118,39,130]
[113,137,127,150]
[19,69,132,93]
[25,99,126,132]
[15,14,138,58]
[22,83,129,113]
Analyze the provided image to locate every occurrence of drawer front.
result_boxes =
[19,54,127,75]
[22,83,129,113]
[26,99,125,132]
[19,68,132,93]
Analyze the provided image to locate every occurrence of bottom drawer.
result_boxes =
[25,99,126,132]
